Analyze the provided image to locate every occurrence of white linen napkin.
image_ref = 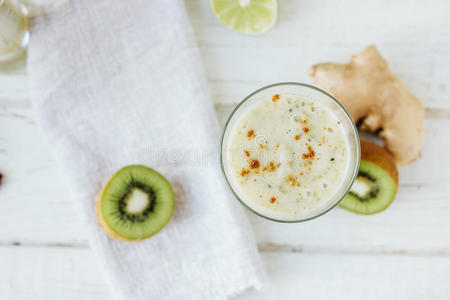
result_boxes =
[27,0,265,299]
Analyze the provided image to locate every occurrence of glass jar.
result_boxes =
[0,0,29,63]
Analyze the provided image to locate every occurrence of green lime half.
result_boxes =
[211,0,278,35]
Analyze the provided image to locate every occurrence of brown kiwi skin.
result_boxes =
[360,140,398,187]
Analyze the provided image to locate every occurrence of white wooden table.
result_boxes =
[1,0,450,299]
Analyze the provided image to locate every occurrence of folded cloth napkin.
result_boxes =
[27,0,265,299]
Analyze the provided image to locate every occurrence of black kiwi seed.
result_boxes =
[118,181,157,222]
[347,172,379,201]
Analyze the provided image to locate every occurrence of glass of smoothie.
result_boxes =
[221,82,360,222]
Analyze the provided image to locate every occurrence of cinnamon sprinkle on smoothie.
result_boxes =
[224,91,352,221]
[247,129,255,139]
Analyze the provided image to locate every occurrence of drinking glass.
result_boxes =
[220,82,360,222]
[0,0,29,63]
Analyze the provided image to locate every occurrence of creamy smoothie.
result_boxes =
[221,83,359,222]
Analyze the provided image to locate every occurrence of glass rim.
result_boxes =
[220,82,361,223]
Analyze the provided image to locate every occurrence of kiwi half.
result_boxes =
[340,140,398,214]
[96,165,174,241]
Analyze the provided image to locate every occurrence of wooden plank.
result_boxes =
[1,246,449,300]
[185,0,450,109]
[0,1,449,298]
[1,104,450,253]
[3,0,450,109]
[0,104,85,244]
[0,75,29,102]
[251,181,450,255]
[0,0,449,249]
[243,252,450,300]
[0,246,108,300]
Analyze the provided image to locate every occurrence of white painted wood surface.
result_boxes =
[1,0,450,299]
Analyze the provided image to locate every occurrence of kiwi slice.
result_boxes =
[340,140,398,214]
[96,165,174,241]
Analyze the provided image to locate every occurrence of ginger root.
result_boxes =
[309,45,424,166]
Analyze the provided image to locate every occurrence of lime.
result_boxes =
[211,0,278,35]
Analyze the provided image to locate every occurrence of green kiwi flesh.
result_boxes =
[100,165,174,240]
[339,161,397,214]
